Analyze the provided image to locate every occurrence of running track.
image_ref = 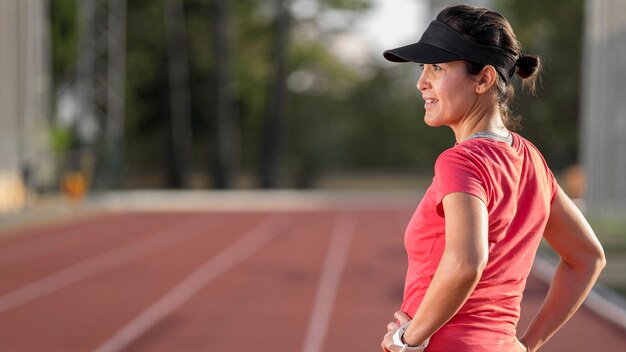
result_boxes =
[0,205,625,351]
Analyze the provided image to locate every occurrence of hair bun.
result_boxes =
[515,54,541,79]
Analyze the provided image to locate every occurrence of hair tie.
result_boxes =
[508,53,524,77]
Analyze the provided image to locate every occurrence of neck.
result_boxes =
[451,105,508,143]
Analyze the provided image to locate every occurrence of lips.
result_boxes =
[423,97,438,108]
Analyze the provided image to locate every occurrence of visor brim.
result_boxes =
[383,42,461,64]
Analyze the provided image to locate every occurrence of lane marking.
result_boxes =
[0,215,210,314]
[0,214,117,265]
[0,229,102,266]
[93,216,287,352]
[0,216,156,267]
[302,214,357,352]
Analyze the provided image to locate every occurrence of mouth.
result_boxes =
[423,98,438,108]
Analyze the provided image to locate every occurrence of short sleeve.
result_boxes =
[546,164,559,203]
[433,148,488,216]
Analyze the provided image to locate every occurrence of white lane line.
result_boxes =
[93,216,287,352]
[0,230,99,266]
[0,215,209,314]
[0,216,148,267]
[302,215,357,352]
[0,214,114,266]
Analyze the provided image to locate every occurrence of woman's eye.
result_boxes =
[419,64,425,70]
[433,64,442,71]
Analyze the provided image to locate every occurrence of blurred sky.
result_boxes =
[326,0,428,66]
[358,0,427,52]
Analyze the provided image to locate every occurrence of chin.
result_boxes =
[423,115,443,127]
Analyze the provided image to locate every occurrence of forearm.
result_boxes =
[403,254,482,345]
[521,258,604,351]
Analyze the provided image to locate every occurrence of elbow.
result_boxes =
[586,251,606,279]
[457,264,485,287]
[440,246,488,286]
[588,243,606,274]
[471,254,488,277]
[448,255,487,284]
[596,247,607,272]
[567,246,606,276]
[472,257,488,281]
[588,251,606,281]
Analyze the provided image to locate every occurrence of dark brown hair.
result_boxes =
[437,4,541,130]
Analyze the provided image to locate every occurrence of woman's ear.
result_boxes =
[475,65,498,94]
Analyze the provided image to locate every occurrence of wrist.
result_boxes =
[393,321,430,351]
[402,327,427,347]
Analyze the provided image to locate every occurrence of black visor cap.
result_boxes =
[383,20,517,81]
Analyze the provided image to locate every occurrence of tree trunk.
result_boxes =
[259,0,291,188]
[164,0,192,188]
[210,0,237,189]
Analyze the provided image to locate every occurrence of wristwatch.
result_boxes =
[392,321,430,351]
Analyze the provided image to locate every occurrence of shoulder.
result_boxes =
[435,144,483,172]
[437,145,471,163]
[432,145,490,208]
[433,146,487,184]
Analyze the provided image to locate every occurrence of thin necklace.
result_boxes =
[464,130,513,146]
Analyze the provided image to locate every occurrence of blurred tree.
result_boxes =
[49,0,79,181]
[164,0,192,188]
[223,0,373,187]
[50,1,78,85]
[123,0,169,185]
[210,0,238,189]
[260,0,292,188]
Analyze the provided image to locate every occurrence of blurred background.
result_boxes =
[0,0,625,321]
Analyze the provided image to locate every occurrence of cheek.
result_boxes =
[440,80,474,110]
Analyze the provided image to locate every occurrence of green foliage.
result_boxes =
[50,125,74,155]
[124,0,169,172]
[233,1,276,170]
[50,0,78,81]
[320,0,370,11]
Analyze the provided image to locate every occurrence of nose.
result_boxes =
[417,69,429,91]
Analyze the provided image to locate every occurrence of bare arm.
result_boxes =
[521,186,606,351]
[400,192,489,346]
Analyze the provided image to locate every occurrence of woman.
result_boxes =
[380,5,605,352]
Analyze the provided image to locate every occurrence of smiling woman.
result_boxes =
[379,4,605,352]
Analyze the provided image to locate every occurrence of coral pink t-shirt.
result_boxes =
[401,133,557,351]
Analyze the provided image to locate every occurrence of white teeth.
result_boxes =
[425,99,436,103]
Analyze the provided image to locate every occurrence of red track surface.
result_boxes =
[0,209,624,351]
